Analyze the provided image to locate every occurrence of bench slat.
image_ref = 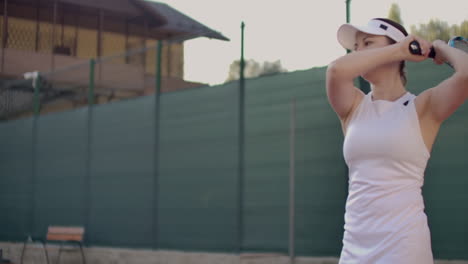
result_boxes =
[47,226,85,242]
[47,233,83,242]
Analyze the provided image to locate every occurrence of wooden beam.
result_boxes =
[142,18,148,88]
[60,5,64,46]
[74,6,79,56]
[97,9,103,85]
[166,36,171,77]
[51,0,57,71]
[35,0,40,52]
[97,8,102,58]
[1,0,8,73]
[143,18,147,69]
[125,18,129,64]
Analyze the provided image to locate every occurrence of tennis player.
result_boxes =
[326,18,468,263]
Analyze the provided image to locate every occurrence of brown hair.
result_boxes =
[374,18,409,85]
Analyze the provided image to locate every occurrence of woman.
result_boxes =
[326,18,468,263]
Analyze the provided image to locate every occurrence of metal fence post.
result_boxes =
[84,58,95,245]
[237,21,246,253]
[33,74,41,116]
[153,40,163,249]
[29,73,42,238]
[88,59,95,105]
[345,0,370,93]
[289,98,296,264]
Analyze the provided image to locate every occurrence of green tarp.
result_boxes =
[0,60,466,259]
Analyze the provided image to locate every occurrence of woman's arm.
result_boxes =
[418,40,468,123]
[326,35,426,120]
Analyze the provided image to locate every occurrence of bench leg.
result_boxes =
[20,240,27,264]
[79,243,86,264]
[54,242,85,264]
[43,242,50,264]
[56,242,63,264]
[20,238,50,264]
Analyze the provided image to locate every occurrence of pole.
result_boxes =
[345,0,370,93]
[33,75,41,115]
[345,0,351,54]
[84,59,95,244]
[237,21,245,253]
[29,73,42,241]
[88,59,95,105]
[240,22,245,84]
[346,0,351,24]
[153,40,163,249]
[289,98,296,264]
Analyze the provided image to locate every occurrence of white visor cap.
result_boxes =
[337,19,407,50]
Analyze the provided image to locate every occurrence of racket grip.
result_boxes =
[409,40,436,58]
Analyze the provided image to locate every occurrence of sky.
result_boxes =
[151,0,468,85]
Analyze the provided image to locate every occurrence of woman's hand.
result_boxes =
[398,35,432,62]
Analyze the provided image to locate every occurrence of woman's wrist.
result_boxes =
[432,40,446,49]
[393,41,409,61]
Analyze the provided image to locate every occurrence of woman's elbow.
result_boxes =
[326,61,342,84]
[453,68,468,85]
[327,60,340,77]
[326,60,350,88]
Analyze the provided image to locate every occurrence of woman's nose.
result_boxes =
[353,42,362,51]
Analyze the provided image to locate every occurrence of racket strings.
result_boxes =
[452,40,468,52]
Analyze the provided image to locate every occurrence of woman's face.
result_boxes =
[354,31,396,82]
[354,31,392,52]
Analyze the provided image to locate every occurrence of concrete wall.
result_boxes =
[1,242,467,264]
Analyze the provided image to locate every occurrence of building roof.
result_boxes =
[145,1,229,41]
[6,0,228,42]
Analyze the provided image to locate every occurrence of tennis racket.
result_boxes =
[409,36,468,67]
[449,36,468,53]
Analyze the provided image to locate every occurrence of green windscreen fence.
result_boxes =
[88,96,156,248]
[0,118,34,241]
[406,61,468,260]
[32,108,89,238]
[158,81,239,251]
[243,68,346,256]
[0,61,467,260]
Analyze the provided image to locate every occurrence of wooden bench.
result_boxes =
[45,226,86,264]
[21,226,86,264]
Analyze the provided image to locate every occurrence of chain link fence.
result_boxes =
[0,39,191,120]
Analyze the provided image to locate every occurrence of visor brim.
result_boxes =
[337,23,389,50]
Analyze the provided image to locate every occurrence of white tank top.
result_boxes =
[340,91,433,264]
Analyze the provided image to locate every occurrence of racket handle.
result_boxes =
[409,40,436,58]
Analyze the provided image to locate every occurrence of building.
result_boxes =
[0,0,228,118]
